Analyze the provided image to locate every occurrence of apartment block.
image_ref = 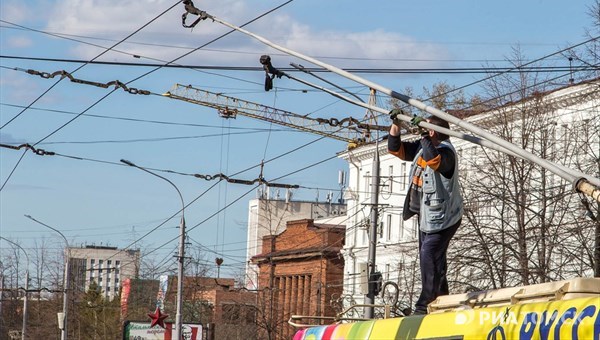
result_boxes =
[68,245,140,301]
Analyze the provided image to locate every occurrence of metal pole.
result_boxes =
[365,146,380,319]
[120,159,186,340]
[23,270,29,340]
[365,90,380,319]
[201,12,600,201]
[0,237,29,340]
[0,270,3,331]
[175,215,186,340]
[23,215,69,340]
[62,255,69,340]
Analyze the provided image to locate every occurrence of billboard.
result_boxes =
[123,321,202,340]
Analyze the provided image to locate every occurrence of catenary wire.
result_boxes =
[0,1,183,192]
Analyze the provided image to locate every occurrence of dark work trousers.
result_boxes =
[414,219,461,314]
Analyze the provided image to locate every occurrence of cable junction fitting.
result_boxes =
[0,143,55,156]
[182,0,212,28]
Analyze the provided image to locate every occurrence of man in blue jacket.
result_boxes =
[388,113,463,315]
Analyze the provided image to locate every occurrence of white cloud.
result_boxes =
[39,0,448,69]
[0,1,28,23]
[7,36,33,48]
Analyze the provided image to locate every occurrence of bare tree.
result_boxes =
[451,49,600,291]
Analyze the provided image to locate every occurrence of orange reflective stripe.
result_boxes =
[425,154,442,171]
[389,149,405,160]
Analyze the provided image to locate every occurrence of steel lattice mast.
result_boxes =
[163,84,388,145]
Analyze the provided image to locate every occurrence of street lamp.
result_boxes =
[0,237,29,340]
[120,159,186,340]
[24,215,70,340]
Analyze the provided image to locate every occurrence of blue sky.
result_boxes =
[0,0,596,278]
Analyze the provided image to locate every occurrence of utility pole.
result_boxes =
[175,215,186,340]
[120,160,186,340]
[364,90,380,319]
[24,215,69,340]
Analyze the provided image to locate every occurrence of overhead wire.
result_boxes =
[7,2,596,286]
[0,0,183,191]
[11,0,300,275]
[0,3,181,131]
[0,24,568,63]
[0,102,293,131]
[5,55,597,74]
[387,36,600,117]
[8,67,592,266]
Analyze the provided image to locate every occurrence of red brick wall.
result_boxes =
[254,219,345,339]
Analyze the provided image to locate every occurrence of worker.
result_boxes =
[387,111,464,315]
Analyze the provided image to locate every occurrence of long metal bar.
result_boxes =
[285,69,600,188]
[201,12,600,201]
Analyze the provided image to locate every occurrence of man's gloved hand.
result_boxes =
[410,115,425,127]
[389,109,404,126]
[411,115,429,137]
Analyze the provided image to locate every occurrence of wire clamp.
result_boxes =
[182,0,211,28]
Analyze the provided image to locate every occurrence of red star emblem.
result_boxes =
[148,306,169,329]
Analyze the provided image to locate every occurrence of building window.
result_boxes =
[364,171,371,195]
[385,263,391,281]
[399,217,404,239]
[386,214,392,241]
[388,165,393,193]
[400,163,407,190]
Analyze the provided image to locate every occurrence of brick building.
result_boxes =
[251,218,345,339]
[245,196,346,290]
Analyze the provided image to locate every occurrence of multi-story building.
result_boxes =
[337,78,600,314]
[69,245,140,301]
[245,191,346,290]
